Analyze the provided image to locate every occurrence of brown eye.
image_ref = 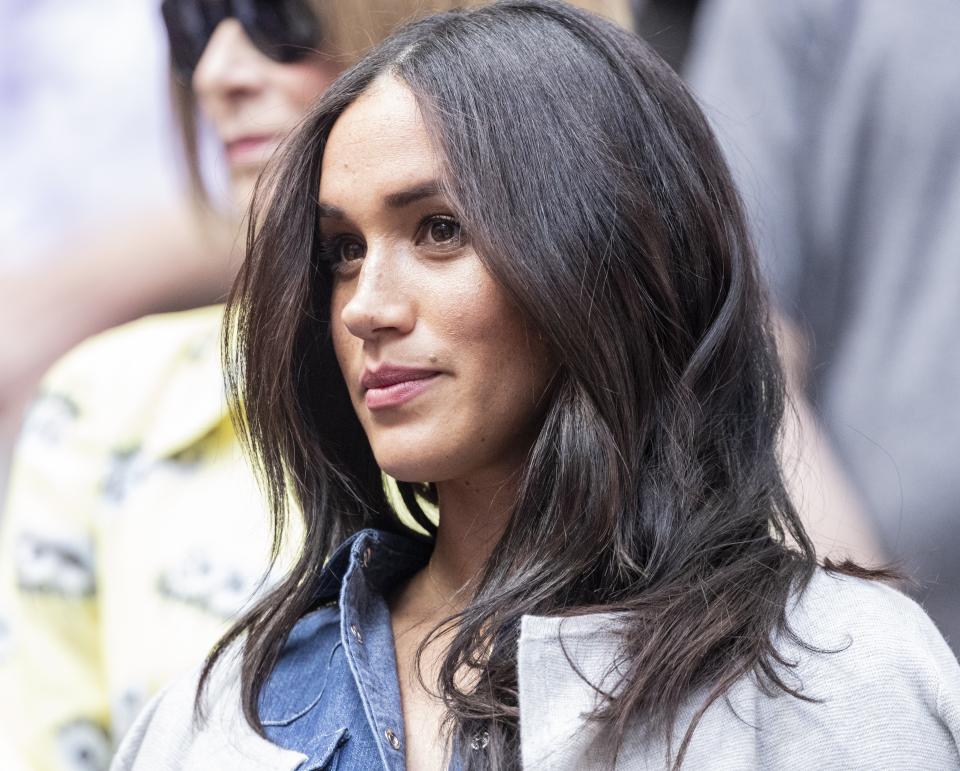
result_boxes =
[338,238,365,262]
[427,217,460,244]
[318,235,364,275]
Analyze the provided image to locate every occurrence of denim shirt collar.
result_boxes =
[312,528,433,602]
[260,528,434,771]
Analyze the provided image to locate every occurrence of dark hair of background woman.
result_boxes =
[210,2,888,768]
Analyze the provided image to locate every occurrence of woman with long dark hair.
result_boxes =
[114,2,960,769]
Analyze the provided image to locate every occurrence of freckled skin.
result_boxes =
[323,76,554,488]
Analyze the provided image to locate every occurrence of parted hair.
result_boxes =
[210,2,883,768]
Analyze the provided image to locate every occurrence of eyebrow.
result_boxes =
[384,180,442,209]
[317,179,443,219]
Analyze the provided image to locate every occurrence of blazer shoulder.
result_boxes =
[111,650,307,771]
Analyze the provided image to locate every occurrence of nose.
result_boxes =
[192,19,267,106]
[338,249,416,343]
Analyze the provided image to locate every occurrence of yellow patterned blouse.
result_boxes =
[0,306,287,771]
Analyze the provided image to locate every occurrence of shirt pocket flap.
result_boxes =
[300,727,349,771]
[260,610,341,725]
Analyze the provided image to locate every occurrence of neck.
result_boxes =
[425,471,519,606]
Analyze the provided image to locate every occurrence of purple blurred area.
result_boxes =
[0,0,183,501]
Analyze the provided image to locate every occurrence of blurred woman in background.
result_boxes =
[1,2,633,769]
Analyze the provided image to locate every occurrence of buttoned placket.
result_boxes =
[339,534,408,771]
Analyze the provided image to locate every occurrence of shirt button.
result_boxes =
[471,729,490,750]
[384,728,401,751]
[361,546,372,568]
[349,624,363,644]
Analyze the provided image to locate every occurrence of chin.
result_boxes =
[369,437,454,486]
[374,456,439,486]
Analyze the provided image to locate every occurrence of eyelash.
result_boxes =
[317,215,464,274]
[317,235,363,274]
[420,215,462,248]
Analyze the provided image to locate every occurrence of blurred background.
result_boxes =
[1,0,174,491]
[1,0,958,768]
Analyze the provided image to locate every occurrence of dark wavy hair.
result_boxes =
[208,2,881,767]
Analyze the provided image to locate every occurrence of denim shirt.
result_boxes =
[258,529,442,771]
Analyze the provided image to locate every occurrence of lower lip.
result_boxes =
[364,374,440,410]
[226,136,277,167]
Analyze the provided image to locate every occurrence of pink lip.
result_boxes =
[225,134,277,166]
[361,365,441,410]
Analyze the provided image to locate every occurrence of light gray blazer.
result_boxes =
[113,571,960,770]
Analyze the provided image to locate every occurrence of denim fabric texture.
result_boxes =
[259,529,451,771]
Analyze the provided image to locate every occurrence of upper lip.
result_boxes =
[360,365,440,391]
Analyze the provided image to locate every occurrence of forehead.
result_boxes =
[319,76,440,205]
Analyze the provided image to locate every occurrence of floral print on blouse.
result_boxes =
[0,306,285,771]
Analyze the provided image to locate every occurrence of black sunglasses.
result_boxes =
[161,0,321,81]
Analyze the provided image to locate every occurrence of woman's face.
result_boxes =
[193,19,339,207]
[324,77,554,487]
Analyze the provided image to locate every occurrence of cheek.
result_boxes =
[446,275,552,417]
[281,61,339,110]
[329,286,356,376]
